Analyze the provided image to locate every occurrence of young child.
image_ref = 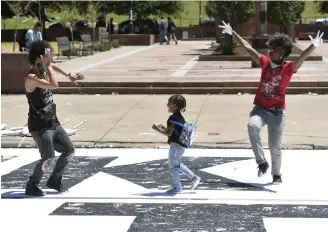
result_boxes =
[152,94,201,194]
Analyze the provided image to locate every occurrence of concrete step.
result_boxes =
[52,86,328,95]
[58,80,328,88]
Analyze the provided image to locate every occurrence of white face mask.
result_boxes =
[269,61,283,69]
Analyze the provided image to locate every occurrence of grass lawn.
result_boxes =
[1,41,73,54]
[301,0,327,23]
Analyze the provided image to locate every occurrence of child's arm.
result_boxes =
[152,123,174,137]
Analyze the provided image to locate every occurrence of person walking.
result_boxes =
[152,94,201,194]
[159,17,168,45]
[167,17,178,45]
[25,21,43,50]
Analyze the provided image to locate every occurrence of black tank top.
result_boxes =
[26,72,60,132]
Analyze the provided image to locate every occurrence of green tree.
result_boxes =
[205,1,255,54]
[315,1,328,14]
[7,0,31,51]
[56,1,79,41]
[267,1,305,33]
[83,1,102,40]
[109,1,184,18]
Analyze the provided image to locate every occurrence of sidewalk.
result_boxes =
[51,41,328,94]
[56,41,328,82]
[2,94,328,149]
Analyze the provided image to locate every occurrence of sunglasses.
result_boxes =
[268,48,285,55]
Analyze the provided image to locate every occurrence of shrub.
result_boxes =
[62,49,79,57]
[111,39,120,48]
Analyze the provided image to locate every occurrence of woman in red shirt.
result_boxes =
[219,21,324,184]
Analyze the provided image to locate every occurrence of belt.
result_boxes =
[266,107,284,112]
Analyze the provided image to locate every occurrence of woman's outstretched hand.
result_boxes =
[68,73,85,85]
[218,20,233,35]
[76,73,85,80]
[309,30,324,47]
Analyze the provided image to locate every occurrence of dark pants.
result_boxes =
[29,125,75,184]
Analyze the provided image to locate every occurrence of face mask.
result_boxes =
[269,60,283,69]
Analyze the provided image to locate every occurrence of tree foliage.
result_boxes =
[205,1,255,55]
[109,1,184,18]
[56,1,80,41]
[6,0,31,51]
[315,1,328,14]
[267,1,305,31]
[83,1,103,40]
[205,1,255,28]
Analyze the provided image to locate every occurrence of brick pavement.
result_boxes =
[56,41,328,84]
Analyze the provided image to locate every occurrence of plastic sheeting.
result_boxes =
[1,125,76,137]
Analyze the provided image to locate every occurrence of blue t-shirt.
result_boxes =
[25,29,43,48]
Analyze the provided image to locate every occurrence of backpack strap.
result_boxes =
[169,120,185,127]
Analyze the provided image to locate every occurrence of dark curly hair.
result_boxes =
[266,33,293,58]
[28,40,53,65]
[168,94,187,112]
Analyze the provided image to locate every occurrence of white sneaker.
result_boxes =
[191,176,201,190]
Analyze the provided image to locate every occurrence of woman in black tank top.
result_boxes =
[24,40,84,196]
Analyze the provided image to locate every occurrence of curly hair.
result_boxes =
[28,40,53,65]
[168,94,187,112]
[266,33,293,58]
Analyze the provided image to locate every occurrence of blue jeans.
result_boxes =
[168,143,195,189]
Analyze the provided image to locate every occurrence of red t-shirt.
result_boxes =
[254,55,295,109]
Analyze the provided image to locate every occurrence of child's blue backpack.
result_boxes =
[169,120,197,148]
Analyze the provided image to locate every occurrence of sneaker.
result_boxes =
[257,162,269,177]
[46,176,67,193]
[166,188,182,194]
[190,176,201,190]
[272,175,282,185]
[25,181,44,196]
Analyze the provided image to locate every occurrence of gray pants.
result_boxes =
[159,31,168,44]
[168,143,195,189]
[247,105,286,176]
[29,125,75,184]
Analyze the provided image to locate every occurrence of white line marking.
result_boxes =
[71,44,159,73]
[1,195,327,206]
[263,218,328,232]
[0,154,40,176]
[171,55,199,77]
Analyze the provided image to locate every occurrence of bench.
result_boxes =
[56,36,81,59]
[80,34,94,55]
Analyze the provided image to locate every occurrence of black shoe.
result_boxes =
[25,181,44,196]
[257,162,269,177]
[272,175,282,185]
[46,176,67,193]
